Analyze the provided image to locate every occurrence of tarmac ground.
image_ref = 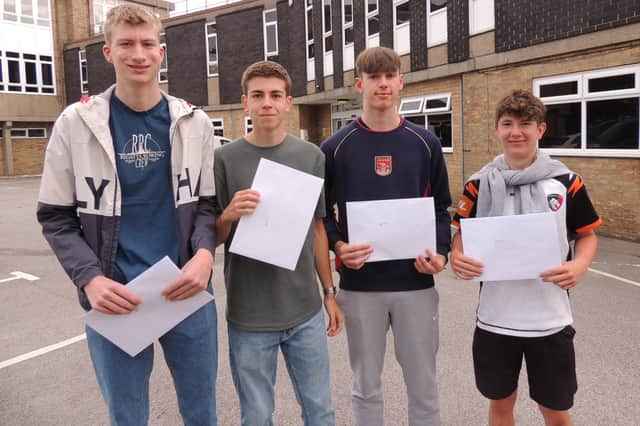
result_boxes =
[1,176,639,425]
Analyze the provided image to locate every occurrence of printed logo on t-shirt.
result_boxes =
[375,156,392,176]
[547,193,563,212]
[118,133,166,169]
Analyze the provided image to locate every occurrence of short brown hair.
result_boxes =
[104,4,161,44]
[356,47,401,76]
[495,89,547,125]
[241,61,292,96]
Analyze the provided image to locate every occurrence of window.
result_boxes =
[400,93,453,151]
[366,0,380,48]
[7,127,47,139]
[0,51,54,94]
[211,119,224,137]
[469,0,494,35]
[93,0,119,34]
[158,33,168,83]
[79,50,88,93]
[322,0,333,76]
[206,22,218,76]
[534,64,640,156]
[394,0,410,55]
[263,9,278,60]
[342,0,354,71]
[2,0,49,25]
[245,117,253,135]
[427,0,447,46]
[305,0,315,81]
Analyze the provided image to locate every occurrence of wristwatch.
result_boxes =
[323,286,338,296]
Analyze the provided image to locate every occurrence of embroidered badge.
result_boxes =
[375,156,392,176]
[547,194,563,212]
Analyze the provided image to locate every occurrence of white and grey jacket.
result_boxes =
[37,85,217,311]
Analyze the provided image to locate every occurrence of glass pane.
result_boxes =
[40,55,52,62]
[427,113,452,148]
[267,26,277,52]
[540,103,581,148]
[24,53,36,60]
[367,0,377,14]
[29,128,45,137]
[539,81,578,98]
[4,13,18,21]
[81,63,87,81]
[324,1,331,32]
[42,87,54,93]
[430,0,446,12]
[25,61,37,84]
[405,115,425,126]
[207,23,216,34]
[344,27,354,44]
[588,74,635,93]
[343,0,353,23]
[21,0,33,16]
[425,97,447,109]
[399,99,422,113]
[368,16,379,35]
[4,0,16,13]
[587,98,639,149]
[265,10,276,22]
[12,129,27,137]
[41,63,52,85]
[38,0,48,18]
[213,129,224,137]
[208,64,218,75]
[308,42,315,59]
[159,71,167,81]
[325,34,332,52]
[307,9,313,40]
[8,60,20,83]
[396,2,410,25]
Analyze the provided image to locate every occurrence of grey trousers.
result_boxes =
[338,287,440,426]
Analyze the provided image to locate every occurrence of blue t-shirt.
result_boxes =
[109,94,178,283]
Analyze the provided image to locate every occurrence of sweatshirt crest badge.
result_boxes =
[375,156,392,176]
[547,194,563,212]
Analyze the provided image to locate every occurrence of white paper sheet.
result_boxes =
[346,197,436,262]
[229,158,324,271]
[460,212,563,282]
[82,257,213,357]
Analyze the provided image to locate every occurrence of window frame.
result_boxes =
[263,8,279,60]
[211,118,224,137]
[305,0,315,81]
[469,0,495,36]
[8,127,48,139]
[365,0,380,48]
[245,116,253,135]
[79,49,88,93]
[393,0,410,55]
[400,92,453,153]
[0,51,55,95]
[533,63,640,158]
[205,22,219,77]
[158,32,168,83]
[427,0,448,47]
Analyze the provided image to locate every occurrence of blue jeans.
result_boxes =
[86,298,218,426]
[228,309,335,426]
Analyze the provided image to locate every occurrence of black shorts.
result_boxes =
[472,325,577,411]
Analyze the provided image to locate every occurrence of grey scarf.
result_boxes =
[469,150,571,217]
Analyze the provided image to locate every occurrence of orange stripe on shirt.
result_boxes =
[576,218,602,234]
[466,181,479,197]
[456,194,475,219]
[568,175,583,197]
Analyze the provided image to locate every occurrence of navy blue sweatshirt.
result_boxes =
[321,117,452,292]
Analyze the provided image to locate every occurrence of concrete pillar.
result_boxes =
[3,121,13,176]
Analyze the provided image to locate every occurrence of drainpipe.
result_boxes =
[3,121,13,176]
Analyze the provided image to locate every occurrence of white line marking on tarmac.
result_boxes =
[589,268,640,288]
[0,334,86,370]
[0,271,40,283]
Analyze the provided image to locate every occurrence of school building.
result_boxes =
[1,0,638,241]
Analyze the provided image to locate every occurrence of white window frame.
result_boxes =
[1,51,55,95]
[2,0,50,26]
[533,63,640,158]
[400,93,453,152]
[366,0,380,48]
[469,0,494,36]
[211,118,224,137]
[393,0,410,55]
[245,117,253,135]
[305,0,315,81]
[158,32,168,83]
[9,127,47,139]
[427,0,447,47]
[342,0,354,71]
[322,0,333,76]
[92,0,119,35]
[205,22,219,77]
[263,9,278,59]
[79,49,88,93]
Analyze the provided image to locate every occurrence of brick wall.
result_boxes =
[312,0,324,92]
[332,0,344,88]
[63,48,82,104]
[353,0,366,62]
[280,0,308,97]
[409,0,428,71]
[447,0,469,63]
[166,20,208,106]
[218,7,265,104]
[495,0,640,52]
[86,42,115,94]
[379,0,393,48]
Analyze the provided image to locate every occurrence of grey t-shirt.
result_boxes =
[214,134,325,331]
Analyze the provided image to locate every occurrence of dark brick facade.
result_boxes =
[332,0,344,88]
[353,0,366,67]
[312,0,324,91]
[218,7,265,104]
[410,0,428,71]
[447,0,469,63]
[495,0,640,52]
[280,0,308,97]
[379,0,394,48]
[63,48,81,105]
[166,20,208,106]
[86,42,115,94]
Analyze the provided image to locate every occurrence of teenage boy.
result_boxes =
[214,61,343,426]
[450,89,601,426]
[321,46,452,426]
[37,4,218,425]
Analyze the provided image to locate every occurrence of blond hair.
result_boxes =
[104,3,161,43]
